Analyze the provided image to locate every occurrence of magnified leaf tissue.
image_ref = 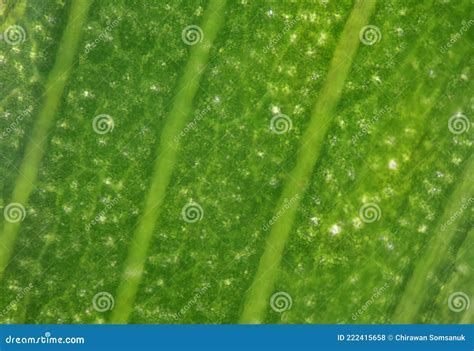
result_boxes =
[0,0,472,324]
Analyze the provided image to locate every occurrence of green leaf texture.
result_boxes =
[0,0,472,324]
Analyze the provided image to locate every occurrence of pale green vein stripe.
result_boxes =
[239,0,377,324]
[393,155,473,323]
[0,0,92,279]
[110,0,227,324]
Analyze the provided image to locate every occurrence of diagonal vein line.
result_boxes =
[393,154,474,323]
[0,0,92,280]
[110,0,227,324]
[239,0,378,324]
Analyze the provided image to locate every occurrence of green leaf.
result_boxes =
[0,0,472,324]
